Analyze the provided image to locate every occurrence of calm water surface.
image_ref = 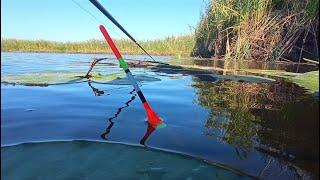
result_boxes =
[1,52,319,179]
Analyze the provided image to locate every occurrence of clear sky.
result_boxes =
[1,0,207,42]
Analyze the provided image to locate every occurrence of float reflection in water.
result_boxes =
[98,87,156,147]
[100,89,136,140]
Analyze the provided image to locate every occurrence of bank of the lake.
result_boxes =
[1,36,195,57]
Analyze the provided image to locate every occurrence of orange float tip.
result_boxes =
[144,102,166,129]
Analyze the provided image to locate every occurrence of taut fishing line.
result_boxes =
[71,0,125,40]
[71,0,169,80]
[71,0,170,72]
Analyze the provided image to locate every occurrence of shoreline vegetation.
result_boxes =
[1,0,319,63]
[1,35,195,57]
[192,0,319,62]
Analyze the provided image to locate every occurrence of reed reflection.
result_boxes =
[193,79,319,178]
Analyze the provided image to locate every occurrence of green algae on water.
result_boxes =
[1,72,161,86]
[1,72,86,86]
[1,72,125,86]
[211,74,276,83]
[288,71,319,94]
[242,69,319,93]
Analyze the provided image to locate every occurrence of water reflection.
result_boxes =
[139,123,155,147]
[99,88,156,146]
[168,58,318,73]
[192,79,319,178]
[100,89,136,140]
[87,81,108,96]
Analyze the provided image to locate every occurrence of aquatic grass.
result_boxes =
[1,35,195,57]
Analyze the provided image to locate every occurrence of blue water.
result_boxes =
[1,52,319,179]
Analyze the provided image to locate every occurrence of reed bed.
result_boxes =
[1,35,195,56]
[192,0,319,62]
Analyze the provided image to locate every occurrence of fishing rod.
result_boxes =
[89,0,156,62]
[99,25,165,129]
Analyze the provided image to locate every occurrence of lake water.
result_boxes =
[1,52,319,179]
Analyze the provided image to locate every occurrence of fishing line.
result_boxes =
[71,0,125,40]
[71,0,170,77]
[89,0,159,63]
